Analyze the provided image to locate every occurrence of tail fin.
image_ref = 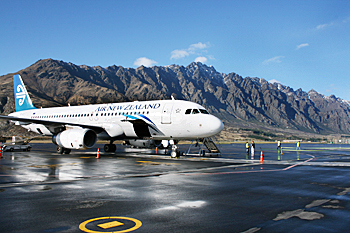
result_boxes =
[13,74,36,112]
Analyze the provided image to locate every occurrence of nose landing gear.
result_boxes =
[170,144,180,158]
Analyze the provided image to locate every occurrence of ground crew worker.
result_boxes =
[277,140,281,150]
[246,142,250,154]
[296,141,300,150]
[251,141,255,158]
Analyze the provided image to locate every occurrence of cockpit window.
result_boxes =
[192,109,199,114]
[185,108,210,114]
[199,109,209,114]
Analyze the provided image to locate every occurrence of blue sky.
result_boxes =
[1,0,350,100]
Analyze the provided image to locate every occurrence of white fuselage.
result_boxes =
[9,99,224,141]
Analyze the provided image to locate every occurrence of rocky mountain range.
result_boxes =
[1,58,350,139]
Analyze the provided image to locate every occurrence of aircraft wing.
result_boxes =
[0,114,165,137]
[0,115,103,132]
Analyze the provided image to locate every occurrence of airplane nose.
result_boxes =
[210,116,224,135]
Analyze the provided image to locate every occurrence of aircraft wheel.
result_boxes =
[170,151,178,158]
[104,144,116,152]
[57,146,64,154]
[63,148,71,154]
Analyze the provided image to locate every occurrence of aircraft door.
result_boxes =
[161,103,173,124]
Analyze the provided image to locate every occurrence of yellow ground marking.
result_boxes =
[137,160,180,165]
[80,157,92,159]
[79,216,142,233]
[98,220,124,229]
[28,162,80,168]
[137,160,160,165]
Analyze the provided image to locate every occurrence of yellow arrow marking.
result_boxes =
[98,220,124,229]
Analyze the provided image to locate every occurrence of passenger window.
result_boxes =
[185,109,192,114]
[192,109,199,114]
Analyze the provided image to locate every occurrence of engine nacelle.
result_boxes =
[52,128,97,149]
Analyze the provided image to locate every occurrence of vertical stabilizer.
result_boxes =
[13,74,36,112]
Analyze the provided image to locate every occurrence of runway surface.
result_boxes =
[1,142,350,232]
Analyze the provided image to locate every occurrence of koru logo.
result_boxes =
[16,85,26,106]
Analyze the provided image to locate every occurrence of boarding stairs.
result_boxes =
[184,137,221,157]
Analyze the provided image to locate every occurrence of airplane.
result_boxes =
[0,74,224,158]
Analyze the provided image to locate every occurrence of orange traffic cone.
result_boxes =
[281,147,284,155]
[155,147,158,154]
[260,150,264,164]
[96,148,100,158]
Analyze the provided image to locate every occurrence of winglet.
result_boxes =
[13,74,36,112]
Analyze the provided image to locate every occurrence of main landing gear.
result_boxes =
[57,146,71,154]
[104,141,116,152]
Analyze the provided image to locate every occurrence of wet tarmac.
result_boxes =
[1,142,350,232]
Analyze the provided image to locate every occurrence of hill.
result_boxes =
[1,59,350,140]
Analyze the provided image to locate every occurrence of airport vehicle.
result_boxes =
[1,136,32,152]
[2,143,31,152]
[0,75,224,157]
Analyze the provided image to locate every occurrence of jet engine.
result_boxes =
[52,128,97,149]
